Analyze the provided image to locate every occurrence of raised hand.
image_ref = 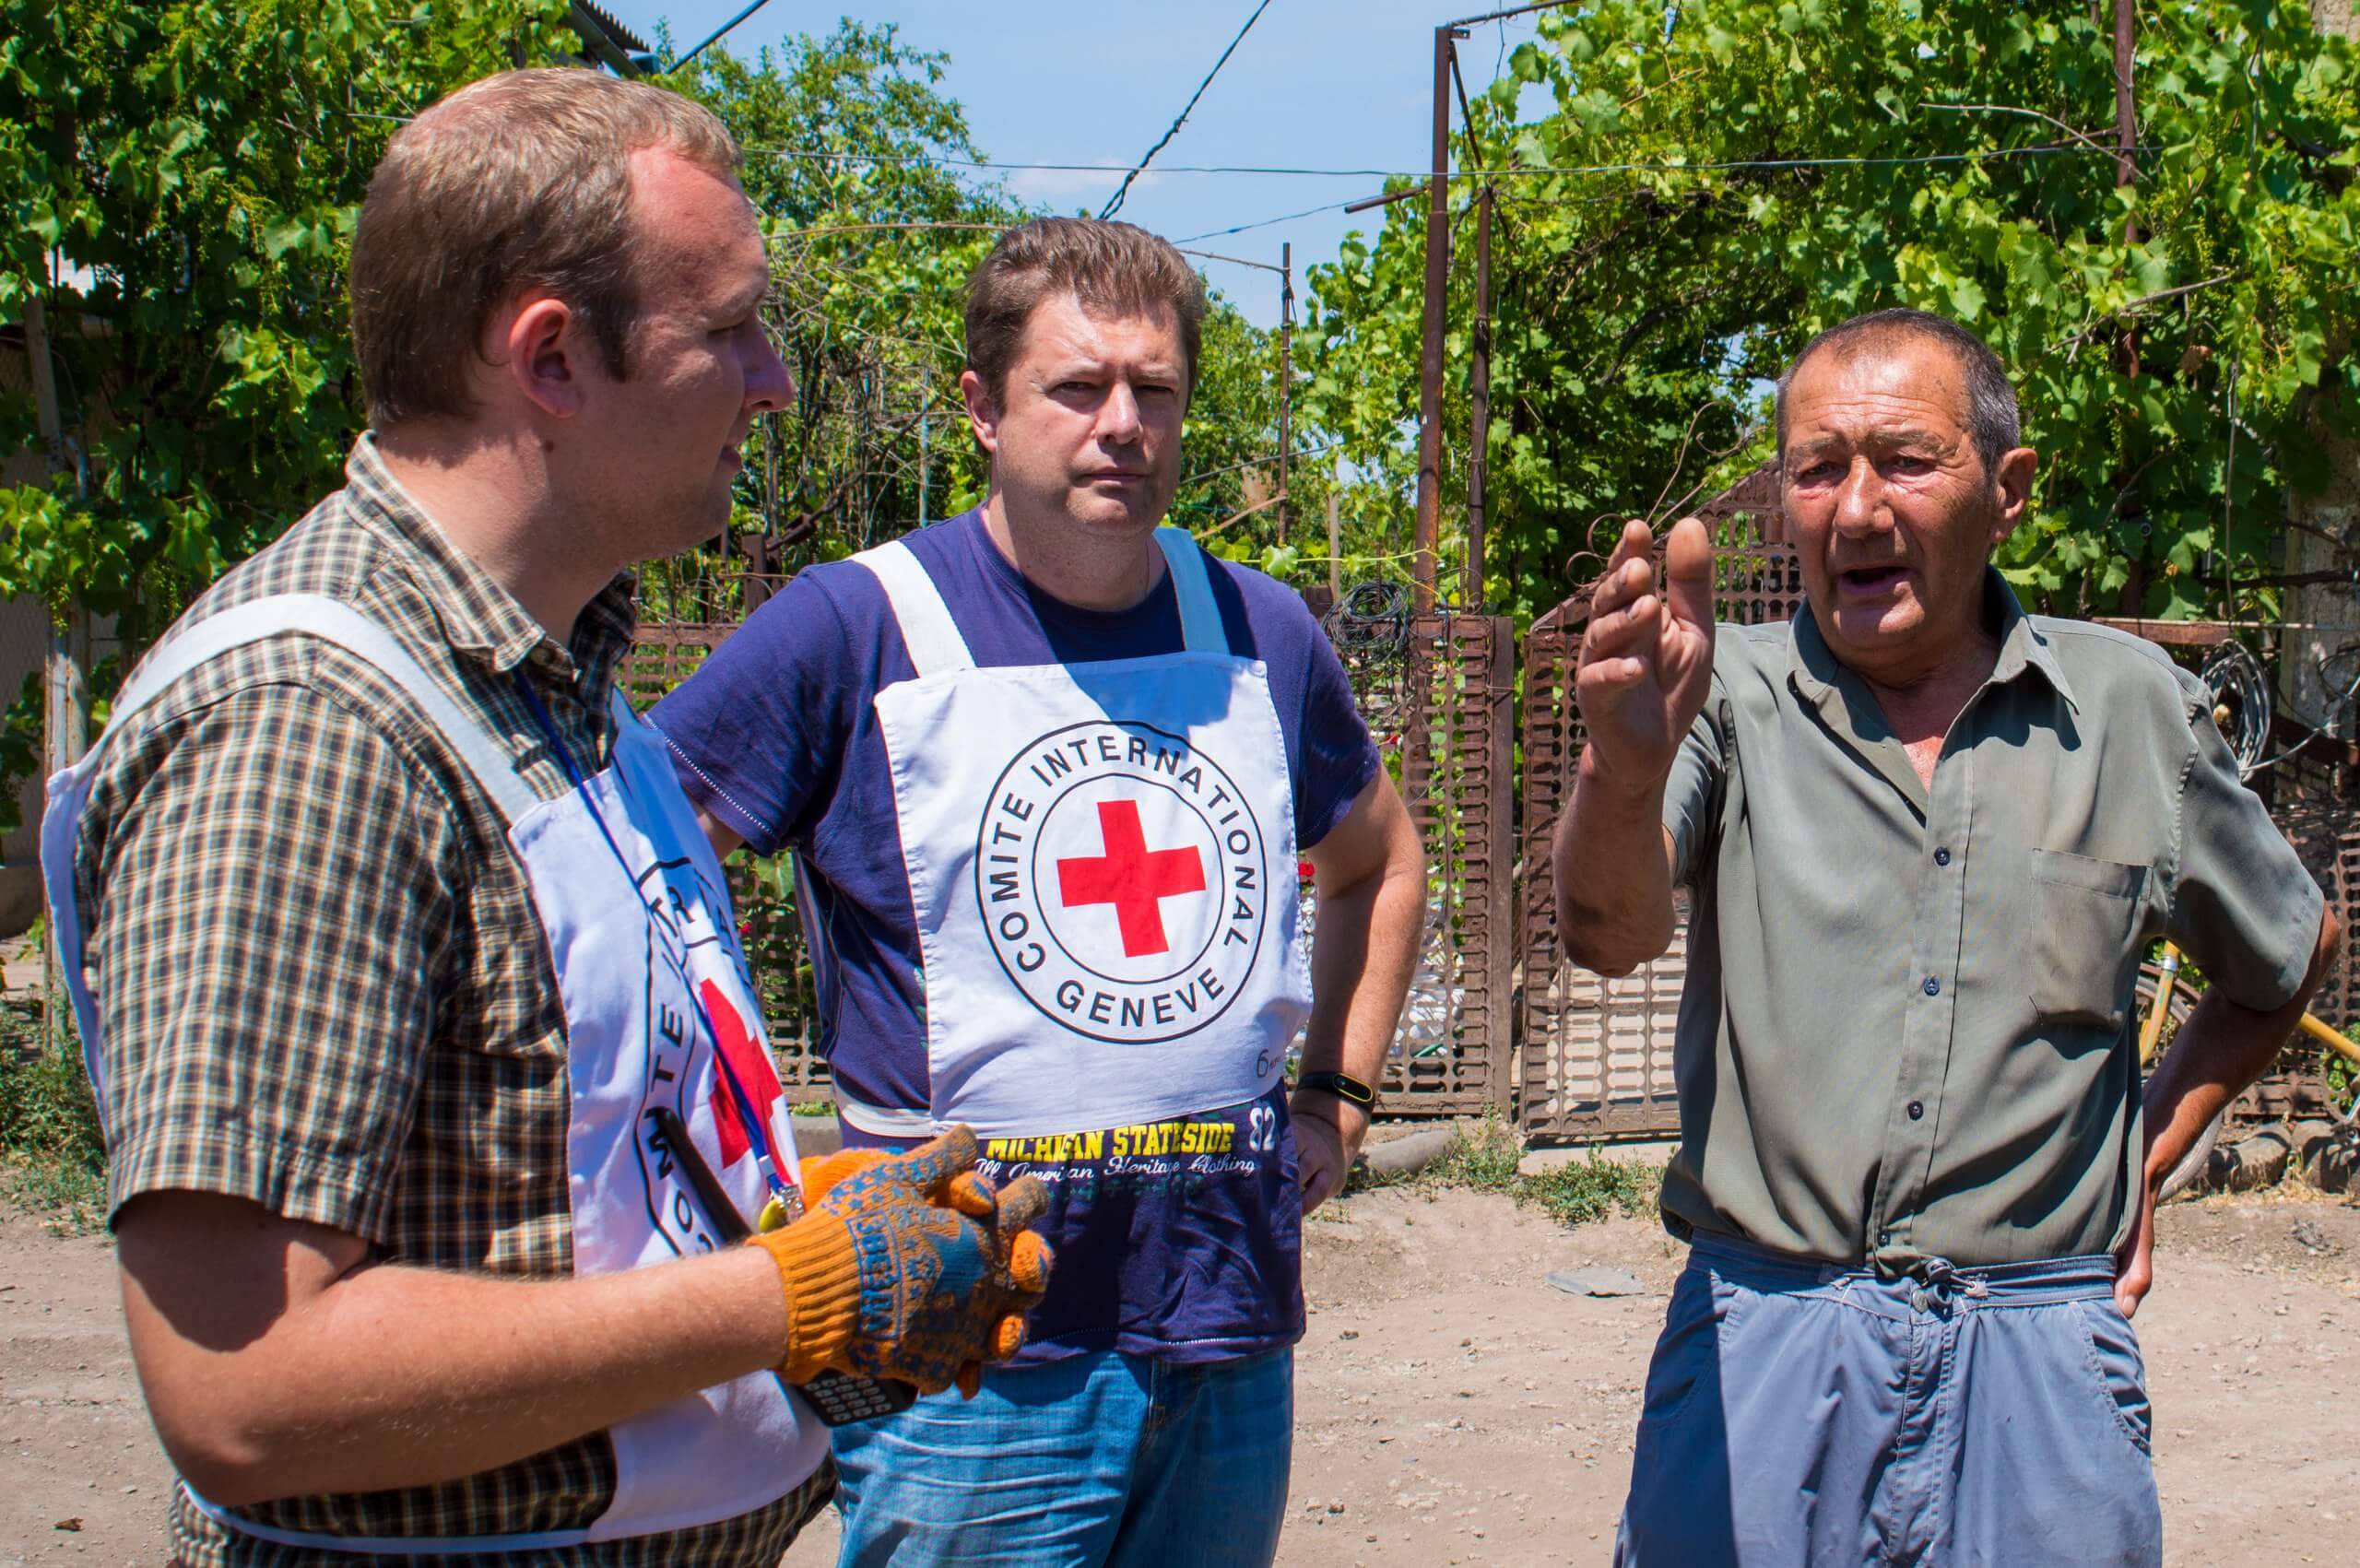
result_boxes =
[1575,517,1717,792]
[753,1126,1052,1398]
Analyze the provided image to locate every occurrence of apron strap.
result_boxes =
[834,1088,942,1140]
[45,593,538,1139]
[1153,526,1229,655]
[91,594,537,824]
[860,531,1226,672]
[856,540,975,677]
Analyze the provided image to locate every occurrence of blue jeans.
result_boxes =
[1617,1235,2163,1567]
[830,1348,1293,1567]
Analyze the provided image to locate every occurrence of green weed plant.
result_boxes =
[0,1002,106,1233]
[1361,1111,1661,1228]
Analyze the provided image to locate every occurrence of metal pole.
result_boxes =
[1413,26,1462,612]
[26,297,63,471]
[1468,186,1493,609]
[918,381,932,528]
[26,294,85,1054]
[1278,242,1293,548]
[26,297,85,778]
[2112,0,2144,612]
[1327,487,1343,604]
[2112,0,2139,203]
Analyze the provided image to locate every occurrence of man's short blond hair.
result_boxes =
[964,218,1208,405]
[350,68,740,427]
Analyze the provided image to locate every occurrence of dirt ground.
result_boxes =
[4,1186,2356,1567]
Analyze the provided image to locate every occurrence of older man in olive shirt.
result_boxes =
[1555,309,2339,1568]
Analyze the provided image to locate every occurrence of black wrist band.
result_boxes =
[1294,1070,1377,1109]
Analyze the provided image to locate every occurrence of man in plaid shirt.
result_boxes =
[48,69,1046,1564]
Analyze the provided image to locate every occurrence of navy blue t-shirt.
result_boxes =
[650,509,1379,1362]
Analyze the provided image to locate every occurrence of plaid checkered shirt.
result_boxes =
[71,437,829,1565]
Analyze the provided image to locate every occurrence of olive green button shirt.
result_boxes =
[1660,571,2323,1272]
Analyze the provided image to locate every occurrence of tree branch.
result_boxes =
[1920,101,2113,157]
[2059,274,2237,360]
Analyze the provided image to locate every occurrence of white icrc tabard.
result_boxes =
[844,526,1312,1140]
[41,595,827,1555]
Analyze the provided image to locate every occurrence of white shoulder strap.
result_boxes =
[1154,526,1229,655]
[856,540,975,677]
[102,594,538,824]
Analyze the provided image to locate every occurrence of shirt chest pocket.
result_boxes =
[2026,849,2149,1030]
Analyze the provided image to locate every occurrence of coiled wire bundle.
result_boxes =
[2199,643,2272,775]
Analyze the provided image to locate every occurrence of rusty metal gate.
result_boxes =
[622,610,835,1095]
[1321,589,1518,1116]
[1517,468,1800,1141]
[631,578,1519,1114]
[2239,737,2360,1129]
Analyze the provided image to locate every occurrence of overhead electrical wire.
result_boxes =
[737,138,2148,183]
[337,110,2150,249]
[1100,0,1280,221]
[1175,196,1375,243]
[338,106,2147,190]
[1174,142,2145,241]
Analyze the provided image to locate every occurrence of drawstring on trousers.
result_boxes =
[1912,1256,1993,1312]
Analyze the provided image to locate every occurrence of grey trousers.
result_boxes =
[1614,1234,2163,1567]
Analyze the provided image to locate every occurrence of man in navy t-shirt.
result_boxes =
[652,217,1424,1565]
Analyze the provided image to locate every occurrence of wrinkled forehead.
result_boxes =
[1016,290,1185,369]
[1782,336,1974,453]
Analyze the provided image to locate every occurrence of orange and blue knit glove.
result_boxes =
[751,1126,1051,1398]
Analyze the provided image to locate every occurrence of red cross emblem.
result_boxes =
[1056,798,1208,958]
[701,977,785,1169]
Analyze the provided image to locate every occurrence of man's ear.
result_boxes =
[1989,445,2037,547]
[959,368,1000,456]
[494,296,583,420]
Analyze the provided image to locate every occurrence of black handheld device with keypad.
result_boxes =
[649,1107,919,1426]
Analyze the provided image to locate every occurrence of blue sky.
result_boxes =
[603,3,1557,327]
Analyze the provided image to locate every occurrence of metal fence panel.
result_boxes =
[621,622,832,1093]
[2241,738,2360,1128]
[1518,470,1800,1142]
[1326,599,1517,1115]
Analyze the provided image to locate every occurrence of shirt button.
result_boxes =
[1922,976,1941,996]
[1908,1100,1925,1120]
[1934,847,1952,867]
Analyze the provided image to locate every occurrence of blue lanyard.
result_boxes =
[512,675,792,1204]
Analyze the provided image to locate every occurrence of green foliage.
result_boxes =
[1303,0,2360,626]
[0,0,575,622]
[1361,1111,1663,1226]
[2,2,1331,625]
[1521,1149,1662,1227]
[664,19,1017,566]
[1,1,575,823]
[0,1004,107,1232]
[2330,1021,2359,1116]
[666,22,1397,595]
[1427,1111,1528,1190]
[0,673,37,836]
